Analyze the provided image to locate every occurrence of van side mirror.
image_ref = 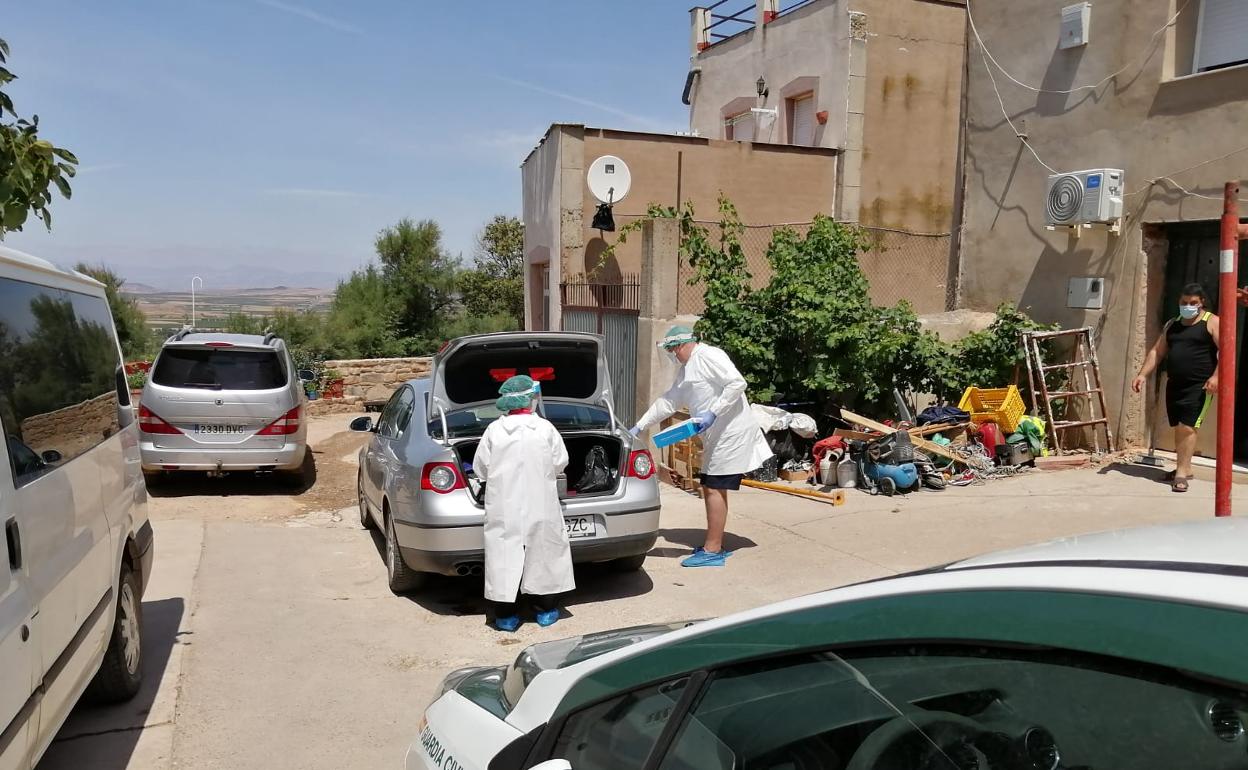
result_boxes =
[349,416,374,433]
[41,450,63,465]
[298,369,317,383]
[529,762,572,770]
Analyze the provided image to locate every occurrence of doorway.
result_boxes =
[1157,221,1248,459]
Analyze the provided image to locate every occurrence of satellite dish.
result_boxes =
[587,155,631,204]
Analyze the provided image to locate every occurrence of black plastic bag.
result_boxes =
[766,430,807,466]
[748,456,780,483]
[576,445,613,493]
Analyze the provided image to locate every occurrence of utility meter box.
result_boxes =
[1068,276,1106,309]
[1060,3,1091,49]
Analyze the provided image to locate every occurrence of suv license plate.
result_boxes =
[196,424,246,435]
[565,516,596,539]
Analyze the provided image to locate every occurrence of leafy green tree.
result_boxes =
[324,264,402,358]
[459,215,524,326]
[74,263,151,359]
[375,218,458,353]
[0,38,78,235]
[221,312,265,335]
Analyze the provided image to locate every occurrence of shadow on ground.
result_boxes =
[366,529,655,620]
[1098,462,1174,485]
[655,528,758,555]
[145,451,317,498]
[37,598,187,770]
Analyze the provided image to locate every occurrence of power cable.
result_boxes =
[966,0,1191,95]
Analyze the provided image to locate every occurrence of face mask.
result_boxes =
[1179,304,1201,320]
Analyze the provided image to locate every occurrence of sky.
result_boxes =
[3,1,691,287]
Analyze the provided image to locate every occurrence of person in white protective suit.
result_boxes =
[631,326,772,567]
[474,375,574,632]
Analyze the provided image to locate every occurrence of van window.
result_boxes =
[152,347,286,390]
[0,277,123,484]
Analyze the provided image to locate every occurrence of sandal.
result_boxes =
[1162,470,1193,482]
[1172,478,1189,493]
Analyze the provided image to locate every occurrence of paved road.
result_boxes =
[37,415,1234,769]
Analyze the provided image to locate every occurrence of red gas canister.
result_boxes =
[976,422,1004,463]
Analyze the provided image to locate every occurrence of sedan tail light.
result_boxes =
[257,406,302,436]
[138,405,182,435]
[421,462,466,493]
[627,450,655,480]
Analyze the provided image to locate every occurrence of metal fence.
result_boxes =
[559,275,641,424]
[674,222,954,316]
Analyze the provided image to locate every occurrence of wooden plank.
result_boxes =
[834,428,877,442]
[909,422,968,437]
[840,409,968,467]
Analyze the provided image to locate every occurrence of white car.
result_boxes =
[0,247,153,770]
[408,518,1248,770]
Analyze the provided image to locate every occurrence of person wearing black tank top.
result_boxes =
[1132,283,1220,493]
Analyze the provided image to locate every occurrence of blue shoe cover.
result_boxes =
[681,550,729,567]
[495,615,521,632]
[535,610,561,627]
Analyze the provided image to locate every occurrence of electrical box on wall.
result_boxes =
[1060,2,1091,49]
[1068,276,1106,309]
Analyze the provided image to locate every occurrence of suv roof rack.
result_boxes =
[169,325,196,342]
[262,331,277,346]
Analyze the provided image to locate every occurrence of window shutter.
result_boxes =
[727,112,755,142]
[1196,0,1248,72]
[791,95,816,146]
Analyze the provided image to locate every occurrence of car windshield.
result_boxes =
[152,347,287,390]
[431,401,612,438]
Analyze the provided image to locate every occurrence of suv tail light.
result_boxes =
[421,462,465,493]
[627,450,655,480]
[138,405,182,435]
[257,406,302,436]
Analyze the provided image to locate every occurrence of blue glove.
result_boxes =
[628,425,641,438]
[694,410,717,433]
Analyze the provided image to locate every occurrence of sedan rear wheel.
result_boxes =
[384,512,425,594]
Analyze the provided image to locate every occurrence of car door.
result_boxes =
[363,390,407,511]
[0,488,38,770]
[375,388,415,502]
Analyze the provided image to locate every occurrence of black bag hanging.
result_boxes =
[576,445,613,493]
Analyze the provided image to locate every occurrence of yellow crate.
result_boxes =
[958,385,1026,433]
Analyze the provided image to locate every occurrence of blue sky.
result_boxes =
[3,1,691,286]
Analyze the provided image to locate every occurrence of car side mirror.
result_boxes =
[41,450,63,465]
[298,369,317,383]
[529,762,572,770]
[349,416,374,433]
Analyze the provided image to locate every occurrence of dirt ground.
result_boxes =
[145,419,370,522]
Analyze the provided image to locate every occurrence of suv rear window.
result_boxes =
[152,347,286,390]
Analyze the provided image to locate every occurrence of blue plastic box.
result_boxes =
[653,418,699,448]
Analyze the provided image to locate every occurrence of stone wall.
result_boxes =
[20,391,121,459]
[307,357,432,415]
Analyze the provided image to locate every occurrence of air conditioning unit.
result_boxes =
[1045,169,1124,227]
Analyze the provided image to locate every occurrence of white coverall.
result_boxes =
[473,412,576,603]
[636,344,773,475]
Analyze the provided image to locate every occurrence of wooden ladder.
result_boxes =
[1022,327,1114,454]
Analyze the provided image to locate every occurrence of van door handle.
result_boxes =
[5,517,20,570]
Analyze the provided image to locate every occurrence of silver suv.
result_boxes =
[139,330,311,483]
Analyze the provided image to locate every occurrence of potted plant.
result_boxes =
[127,369,147,400]
[321,368,345,399]
[304,379,319,400]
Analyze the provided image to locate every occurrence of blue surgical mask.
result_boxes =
[1179,303,1201,320]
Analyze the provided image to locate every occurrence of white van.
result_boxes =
[0,247,154,769]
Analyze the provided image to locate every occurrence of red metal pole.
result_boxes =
[1216,182,1240,517]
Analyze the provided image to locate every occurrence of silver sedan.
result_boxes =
[353,332,662,594]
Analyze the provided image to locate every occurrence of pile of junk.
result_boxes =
[747,386,1050,497]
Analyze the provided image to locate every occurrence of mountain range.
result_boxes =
[110,263,344,292]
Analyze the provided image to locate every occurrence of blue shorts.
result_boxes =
[700,473,744,491]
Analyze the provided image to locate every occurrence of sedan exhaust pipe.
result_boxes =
[454,562,484,577]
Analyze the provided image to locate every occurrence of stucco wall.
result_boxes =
[21,391,120,459]
[853,0,965,233]
[688,1,850,150]
[522,127,562,330]
[959,0,1248,451]
[576,129,838,278]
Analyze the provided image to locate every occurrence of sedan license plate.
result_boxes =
[565,516,596,539]
[195,424,246,435]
